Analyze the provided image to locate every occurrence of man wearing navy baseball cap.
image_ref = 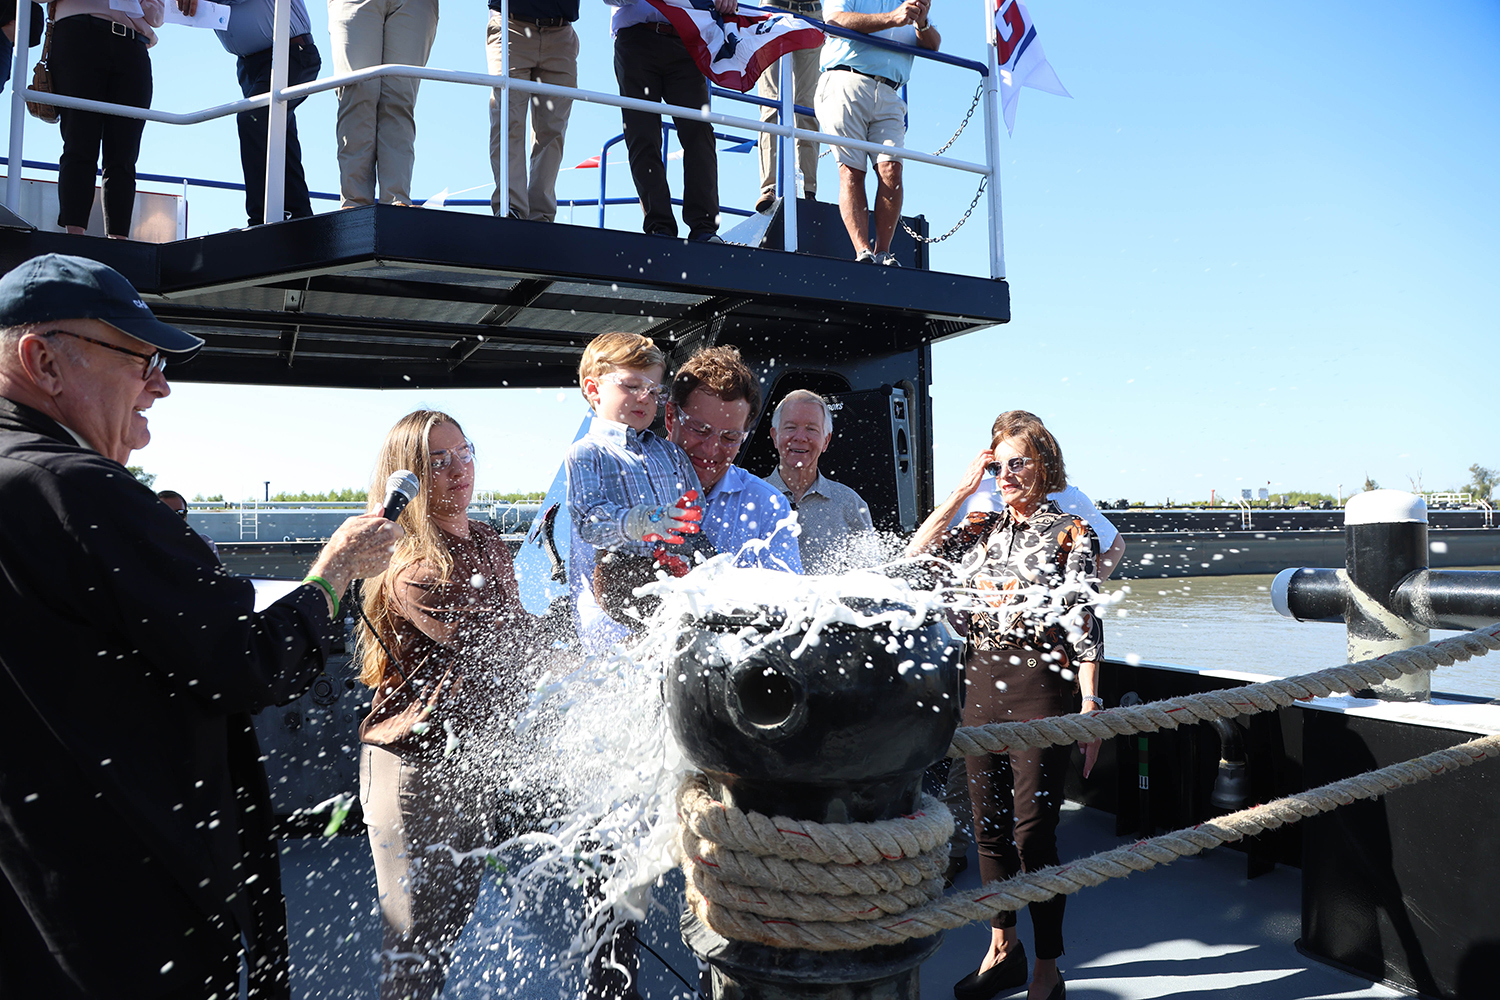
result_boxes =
[0,253,404,998]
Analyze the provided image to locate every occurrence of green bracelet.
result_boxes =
[303,575,339,617]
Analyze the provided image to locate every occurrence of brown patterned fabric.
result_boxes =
[935,499,1103,667]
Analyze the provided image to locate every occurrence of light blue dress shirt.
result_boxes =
[818,0,919,87]
[699,465,803,572]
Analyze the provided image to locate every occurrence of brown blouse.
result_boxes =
[359,520,530,758]
[935,500,1103,667]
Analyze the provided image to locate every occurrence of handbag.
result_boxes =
[26,3,59,124]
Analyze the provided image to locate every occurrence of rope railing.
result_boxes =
[680,729,1500,951]
[948,623,1500,757]
[676,624,1500,951]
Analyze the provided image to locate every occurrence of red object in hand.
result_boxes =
[653,545,692,578]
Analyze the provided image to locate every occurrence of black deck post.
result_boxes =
[1342,490,1431,701]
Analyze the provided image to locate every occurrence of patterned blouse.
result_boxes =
[935,499,1104,666]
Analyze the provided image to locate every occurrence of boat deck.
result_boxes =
[279,801,1401,999]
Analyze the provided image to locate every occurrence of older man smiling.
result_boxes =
[0,254,400,998]
[765,388,880,574]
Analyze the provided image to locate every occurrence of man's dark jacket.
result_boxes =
[0,397,338,998]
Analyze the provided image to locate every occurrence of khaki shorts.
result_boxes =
[814,69,907,172]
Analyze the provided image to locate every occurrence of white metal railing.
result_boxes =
[6,0,1007,278]
[1228,496,1252,529]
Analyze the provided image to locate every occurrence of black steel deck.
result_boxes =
[0,205,1009,390]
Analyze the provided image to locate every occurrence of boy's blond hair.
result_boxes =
[578,332,666,400]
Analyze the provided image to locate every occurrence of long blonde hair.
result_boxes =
[357,409,465,690]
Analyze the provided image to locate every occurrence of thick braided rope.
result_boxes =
[682,731,1500,950]
[677,773,953,865]
[949,624,1500,757]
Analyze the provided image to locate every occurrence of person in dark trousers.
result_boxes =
[0,2,44,93]
[203,0,323,225]
[0,254,402,998]
[49,0,165,237]
[606,0,732,242]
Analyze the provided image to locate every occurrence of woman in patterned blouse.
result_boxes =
[907,410,1104,1000]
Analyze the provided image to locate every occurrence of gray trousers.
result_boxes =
[360,744,493,1000]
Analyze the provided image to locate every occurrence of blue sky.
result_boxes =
[7,1,1495,502]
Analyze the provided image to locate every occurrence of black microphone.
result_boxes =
[381,470,420,522]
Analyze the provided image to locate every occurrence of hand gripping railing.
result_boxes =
[5,0,1008,278]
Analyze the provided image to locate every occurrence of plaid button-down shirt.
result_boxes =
[565,415,700,558]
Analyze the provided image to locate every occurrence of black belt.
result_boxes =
[289,33,313,46]
[71,14,148,45]
[512,14,571,28]
[827,64,899,91]
[770,0,823,11]
[625,21,680,37]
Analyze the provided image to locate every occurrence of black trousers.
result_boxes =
[612,26,718,239]
[49,16,152,235]
[962,648,1074,960]
[236,38,321,226]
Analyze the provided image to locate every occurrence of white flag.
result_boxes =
[993,0,1070,135]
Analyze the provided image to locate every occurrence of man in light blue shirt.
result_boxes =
[815,0,940,264]
[664,346,802,572]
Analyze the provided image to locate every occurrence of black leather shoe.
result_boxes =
[953,942,1027,1000]
[1045,975,1065,1000]
[943,854,968,888]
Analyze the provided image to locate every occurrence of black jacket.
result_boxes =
[0,397,337,998]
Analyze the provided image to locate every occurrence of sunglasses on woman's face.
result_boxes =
[986,456,1031,477]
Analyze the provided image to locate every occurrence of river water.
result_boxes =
[1100,571,1500,700]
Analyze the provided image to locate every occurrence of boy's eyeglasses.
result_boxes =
[430,441,476,473]
[44,329,166,379]
[986,456,1031,476]
[599,372,671,401]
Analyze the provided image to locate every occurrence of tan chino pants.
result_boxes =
[329,0,439,207]
[486,13,578,221]
[755,3,822,204]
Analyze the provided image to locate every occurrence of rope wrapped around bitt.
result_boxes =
[678,731,1500,951]
[949,624,1500,757]
[677,774,953,932]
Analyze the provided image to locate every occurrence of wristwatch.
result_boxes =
[917,20,934,31]
[1081,695,1104,709]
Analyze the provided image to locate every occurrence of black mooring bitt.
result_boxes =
[1272,490,1500,701]
[1276,567,1500,632]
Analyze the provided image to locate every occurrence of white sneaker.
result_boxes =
[855,249,877,263]
[876,252,902,267]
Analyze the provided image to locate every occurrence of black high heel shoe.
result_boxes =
[1044,974,1065,1000]
[953,942,1027,1000]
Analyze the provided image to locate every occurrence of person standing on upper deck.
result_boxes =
[814,0,938,264]
[752,0,823,214]
[486,0,577,221]
[49,0,165,238]
[206,0,323,226]
[606,0,732,242]
[329,0,438,207]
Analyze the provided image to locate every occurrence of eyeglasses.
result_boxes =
[986,456,1031,476]
[429,440,476,473]
[44,329,166,379]
[599,372,671,401]
[676,412,746,448]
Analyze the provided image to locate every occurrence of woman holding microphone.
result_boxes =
[356,409,533,1000]
[908,410,1104,1000]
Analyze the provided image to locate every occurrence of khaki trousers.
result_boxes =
[329,0,439,207]
[361,744,491,1000]
[486,13,578,221]
[755,3,822,203]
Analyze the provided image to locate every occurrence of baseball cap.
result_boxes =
[0,254,203,359]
